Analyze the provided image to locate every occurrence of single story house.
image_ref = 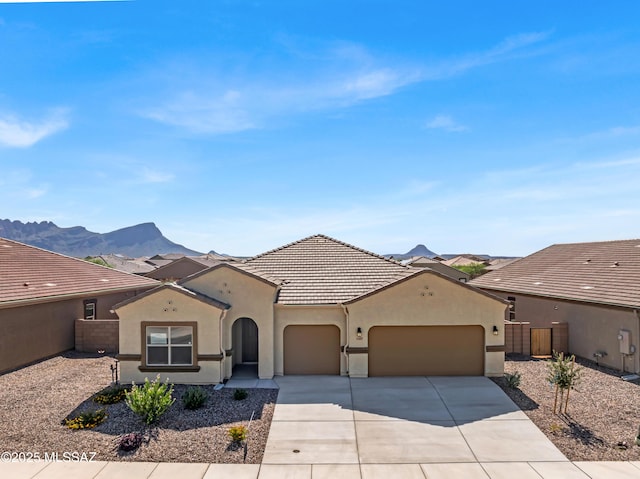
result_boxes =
[470,239,640,373]
[0,237,158,374]
[115,234,508,384]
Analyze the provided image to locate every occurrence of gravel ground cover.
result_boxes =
[0,352,277,463]
[493,355,640,461]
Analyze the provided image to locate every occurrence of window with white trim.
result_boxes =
[83,299,96,320]
[146,326,193,365]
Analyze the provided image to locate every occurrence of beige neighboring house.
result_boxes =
[470,239,640,373]
[403,256,470,282]
[115,234,508,385]
[0,238,158,374]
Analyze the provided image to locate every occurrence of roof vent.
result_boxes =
[581,286,594,290]
[100,279,110,282]
[44,282,56,287]
[583,259,591,264]
[534,281,543,285]
[23,282,30,287]
[611,261,620,267]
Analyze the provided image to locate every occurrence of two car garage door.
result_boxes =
[283,324,484,376]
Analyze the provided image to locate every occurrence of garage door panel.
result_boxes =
[368,326,484,376]
[284,325,340,375]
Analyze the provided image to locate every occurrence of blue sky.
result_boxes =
[1,1,640,256]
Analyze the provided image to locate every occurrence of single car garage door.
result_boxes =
[284,325,340,375]
[368,325,484,376]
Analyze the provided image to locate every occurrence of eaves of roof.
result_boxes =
[343,268,509,306]
[113,283,230,311]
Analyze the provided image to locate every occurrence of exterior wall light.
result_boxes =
[356,327,363,339]
[493,325,499,336]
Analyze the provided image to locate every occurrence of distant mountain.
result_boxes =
[386,243,438,260]
[0,219,203,257]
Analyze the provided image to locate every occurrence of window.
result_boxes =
[83,299,96,320]
[507,296,516,321]
[146,326,193,366]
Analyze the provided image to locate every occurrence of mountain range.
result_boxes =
[0,219,202,258]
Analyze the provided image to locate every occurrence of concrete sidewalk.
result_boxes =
[3,460,640,478]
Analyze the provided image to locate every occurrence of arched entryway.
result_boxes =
[231,317,259,377]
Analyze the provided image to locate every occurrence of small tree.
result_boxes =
[84,256,113,268]
[452,262,487,279]
[547,351,581,414]
[125,375,175,425]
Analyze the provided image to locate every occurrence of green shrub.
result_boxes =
[94,385,128,405]
[504,371,521,389]
[233,388,248,401]
[228,425,247,442]
[63,409,107,430]
[182,386,208,410]
[125,375,175,425]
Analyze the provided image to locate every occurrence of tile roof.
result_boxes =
[470,239,640,308]
[244,234,415,304]
[0,237,159,306]
[98,254,157,275]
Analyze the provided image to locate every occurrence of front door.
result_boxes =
[241,318,258,363]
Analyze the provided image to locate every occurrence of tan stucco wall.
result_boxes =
[0,288,146,374]
[181,267,277,379]
[274,305,347,376]
[346,272,507,377]
[115,287,224,384]
[484,290,640,373]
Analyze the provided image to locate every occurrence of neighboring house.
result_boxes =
[115,234,507,384]
[443,254,490,267]
[470,239,640,373]
[0,237,158,374]
[145,256,221,282]
[485,258,520,272]
[402,256,470,282]
[98,254,157,276]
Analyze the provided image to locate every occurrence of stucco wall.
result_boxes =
[181,266,277,379]
[273,305,347,376]
[0,288,146,374]
[485,290,640,373]
[116,287,225,384]
[345,272,507,376]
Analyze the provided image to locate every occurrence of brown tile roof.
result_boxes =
[98,254,157,275]
[244,234,414,304]
[470,239,640,308]
[0,237,159,306]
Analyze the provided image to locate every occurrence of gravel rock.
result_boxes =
[493,355,640,461]
[0,352,276,463]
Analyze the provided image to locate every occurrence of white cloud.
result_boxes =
[139,168,174,184]
[425,115,467,132]
[138,31,548,135]
[0,110,69,148]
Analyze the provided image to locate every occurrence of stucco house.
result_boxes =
[115,235,507,384]
[470,239,640,373]
[0,237,158,374]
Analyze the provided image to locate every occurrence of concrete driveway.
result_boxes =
[263,376,567,467]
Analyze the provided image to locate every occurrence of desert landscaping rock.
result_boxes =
[0,352,276,463]
[494,356,640,461]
